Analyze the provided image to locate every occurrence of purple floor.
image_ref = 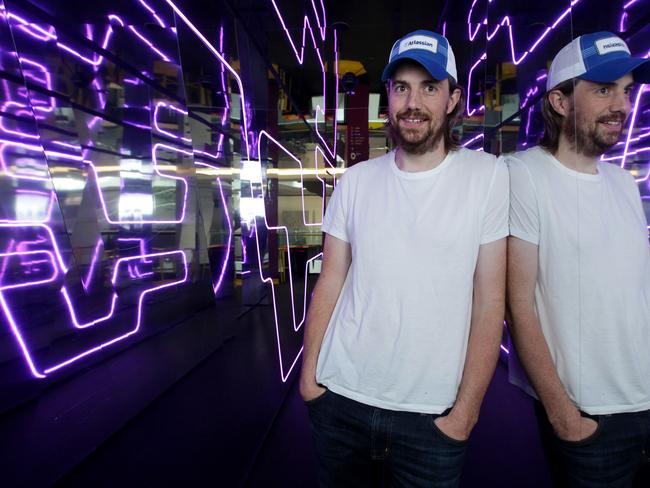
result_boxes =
[57,306,554,487]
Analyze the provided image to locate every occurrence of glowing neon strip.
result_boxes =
[619,12,628,32]
[83,143,190,224]
[167,0,311,381]
[620,85,647,169]
[0,5,197,378]
[0,223,68,272]
[128,25,171,62]
[246,132,329,377]
[0,291,46,377]
[81,238,103,291]
[153,101,191,143]
[118,237,152,263]
[214,25,229,159]
[467,54,486,116]
[1,243,187,377]
[462,133,484,147]
[0,240,15,284]
[0,250,57,290]
[17,57,55,112]
[52,141,82,151]
[269,0,339,160]
[465,0,583,115]
[165,1,251,153]
[60,288,118,329]
[42,251,188,375]
[138,0,167,28]
[7,12,114,67]
[212,177,232,295]
[0,142,50,182]
[7,10,170,69]
[603,146,650,162]
[0,56,55,139]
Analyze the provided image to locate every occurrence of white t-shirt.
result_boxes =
[507,146,650,415]
[317,148,509,413]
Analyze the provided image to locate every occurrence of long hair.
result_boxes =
[539,79,576,153]
[385,72,465,153]
[444,77,465,152]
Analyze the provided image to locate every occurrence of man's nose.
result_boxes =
[407,89,423,109]
[610,89,631,117]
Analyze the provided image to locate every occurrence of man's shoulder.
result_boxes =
[598,161,637,188]
[501,146,548,168]
[341,152,392,180]
[453,147,497,165]
[598,160,633,178]
[449,148,501,180]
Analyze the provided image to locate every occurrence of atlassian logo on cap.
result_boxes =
[595,37,630,56]
[398,35,438,56]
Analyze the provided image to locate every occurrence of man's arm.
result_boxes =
[507,236,596,440]
[299,233,352,401]
[435,237,506,440]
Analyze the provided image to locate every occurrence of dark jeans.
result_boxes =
[535,402,650,488]
[306,389,467,488]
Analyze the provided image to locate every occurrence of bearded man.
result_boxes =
[299,29,508,487]
[507,32,650,487]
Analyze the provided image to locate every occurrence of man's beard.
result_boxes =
[562,105,626,158]
[387,109,446,155]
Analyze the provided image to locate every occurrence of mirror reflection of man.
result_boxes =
[507,32,650,487]
[300,30,509,487]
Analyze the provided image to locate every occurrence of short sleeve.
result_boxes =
[507,156,540,245]
[321,172,350,242]
[480,157,509,245]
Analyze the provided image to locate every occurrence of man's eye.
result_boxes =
[424,85,436,93]
[394,85,406,93]
[597,87,609,95]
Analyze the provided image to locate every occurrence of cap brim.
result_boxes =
[579,57,650,84]
[381,51,450,82]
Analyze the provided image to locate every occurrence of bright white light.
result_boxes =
[240,159,263,183]
[15,193,49,221]
[239,197,265,223]
[52,176,86,191]
[118,193,154,220]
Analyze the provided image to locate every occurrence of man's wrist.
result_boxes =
[447,404,478,430]
[546,402,581,432]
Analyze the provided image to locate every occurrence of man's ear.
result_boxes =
[446,87,461,115]
[547,89,571,117]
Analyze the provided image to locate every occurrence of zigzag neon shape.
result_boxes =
[269,0,339,161]
[0,4,193,378]
[247,130,330,379]
[466,0,648,174]
[194,162,234,296]
[168,0,330,382]
[191,25,230,163]
[0,223,188,378]
[465,0,582,116]
[0,140,190,225]
[5,9,171,67]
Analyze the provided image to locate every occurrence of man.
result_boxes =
[300,30,508,487]
[507,31,650,487]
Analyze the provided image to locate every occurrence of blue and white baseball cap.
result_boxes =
[547,31,650,90]
[381,30,457,83]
